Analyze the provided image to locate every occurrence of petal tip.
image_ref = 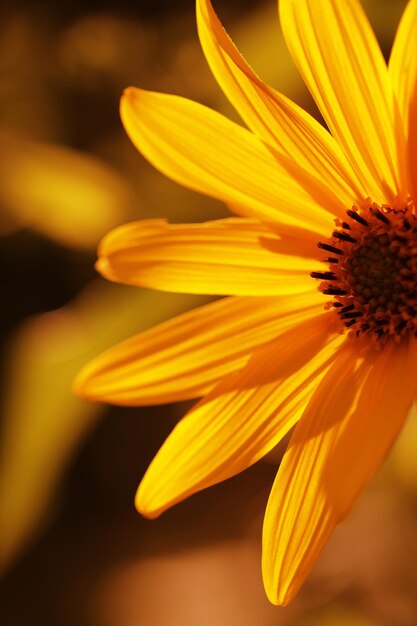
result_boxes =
[135,486,163,520]
[262,547,299,607]
[72,372,96,403]
[120,87,142,121]
[122,86,138,100]
[72,364,104,404]
[94,257,111,279]
[263,576,295,607]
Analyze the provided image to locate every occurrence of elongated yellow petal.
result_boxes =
[389,0,417,138]
[197,0,364,209]
[0,132,134,250]
[120,87,338,234]
[75,292,326,406]
[263,337,416,606]
[279,0,406,204]
[389,0,417,200]
[0,281,199,572]
[97,217,323,296]
[136,315,345,518]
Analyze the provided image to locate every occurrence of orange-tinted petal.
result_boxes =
[197,0,364,210]
[280,0,406,204]
[120,87,337,234]
[75,292,325,405]
[389,0,417,200]
[97,217,323,296]
[263,337,416,605]
[136,314,344,518]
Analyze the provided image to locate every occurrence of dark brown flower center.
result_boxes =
[312,201,417,343]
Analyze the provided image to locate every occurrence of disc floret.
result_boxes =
[313,199,417,342]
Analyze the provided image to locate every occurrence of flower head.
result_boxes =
[75,0,417,606]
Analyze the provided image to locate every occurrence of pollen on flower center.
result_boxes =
[312,200,417,342]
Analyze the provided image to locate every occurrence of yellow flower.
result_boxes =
[75,0,417,606]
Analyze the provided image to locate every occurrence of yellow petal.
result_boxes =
[136,314,344,519]
[96,217,323,296]
[75,292,326,406]
[389,0,417,200]
[389,0,417,138]
[120,87,338,234]
[197,0,364,209]
[279,0,406,204]
[263,337,416,606]
[0,132,135,250]
[0,281,199,572]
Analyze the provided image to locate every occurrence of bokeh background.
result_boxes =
[1,0,416,624]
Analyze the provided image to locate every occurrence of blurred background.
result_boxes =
[1,0,416,624]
